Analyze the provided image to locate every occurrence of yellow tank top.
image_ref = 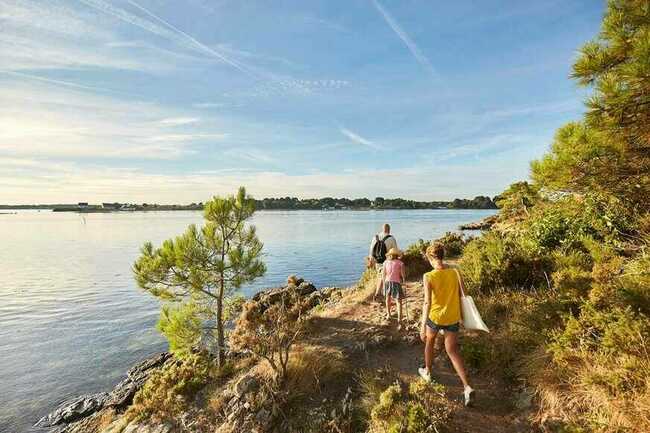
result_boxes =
[425,268,461,325]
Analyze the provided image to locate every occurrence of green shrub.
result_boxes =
[127,353,219,422]
[460,231,551,292]
[550,250,593,297]
[367,380,451,433]
[401,241,431,280]
[462,290,576,382]
[536,302,650,432]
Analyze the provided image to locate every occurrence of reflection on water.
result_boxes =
[0,209,494,432]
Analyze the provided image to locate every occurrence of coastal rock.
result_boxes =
[105,352,172,408]
[36,353,172,429]
[35,393,110,428]
[459,214,498,230]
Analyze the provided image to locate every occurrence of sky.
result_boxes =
[0,0,605,204]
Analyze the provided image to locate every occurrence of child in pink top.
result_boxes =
[380,248,406,328]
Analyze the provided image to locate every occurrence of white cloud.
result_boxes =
[0,0,178,73]
[0,79,225,160]
[339,128,382,150]
[157,117,201,126]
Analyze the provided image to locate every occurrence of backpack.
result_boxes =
[372,234,392,264]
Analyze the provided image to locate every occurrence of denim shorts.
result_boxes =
[384,281,404,299]
[426,318,459,332]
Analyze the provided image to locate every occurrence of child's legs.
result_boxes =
[396,298,403,321]
[444,331,470,388]
[385,294,392,315]
[424,326,439,373]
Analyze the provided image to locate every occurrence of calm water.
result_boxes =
[0,209,494,432]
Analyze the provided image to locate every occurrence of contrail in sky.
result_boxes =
[371,0,437,76]
[77,0,259,78]
[0,70,127,95]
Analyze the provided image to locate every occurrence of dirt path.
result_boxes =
[306,280,538,433]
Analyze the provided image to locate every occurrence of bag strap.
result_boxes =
[453,268,466,298]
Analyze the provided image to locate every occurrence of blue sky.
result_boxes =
[0,0,604,204]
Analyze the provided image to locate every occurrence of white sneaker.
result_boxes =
[418,367,432,383]
[464,386,475,407]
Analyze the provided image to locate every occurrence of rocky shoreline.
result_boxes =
[35,278,342,433]
[35,353,173,432]
[458,214,497,230]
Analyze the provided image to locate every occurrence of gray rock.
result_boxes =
[105,352,172,408]
[35,353,172,429]
[234,374,259,399]
[254,408,271,427]
[35,393,109,428]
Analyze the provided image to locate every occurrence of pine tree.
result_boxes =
[532,0,650,211]
[133,187,266,366]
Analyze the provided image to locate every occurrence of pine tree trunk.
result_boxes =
[216,281,225,367]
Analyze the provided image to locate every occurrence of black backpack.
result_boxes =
[372,234,392,264]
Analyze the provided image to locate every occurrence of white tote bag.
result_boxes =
[454,269,490,333]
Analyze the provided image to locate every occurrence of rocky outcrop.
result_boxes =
[38,279,346,433]
[35,393,110,428]
[35,353,172,430]
[459,214,498,230]
[105,352,172,409]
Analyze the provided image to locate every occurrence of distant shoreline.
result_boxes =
[0,207,499,213]
[0,195,498,212]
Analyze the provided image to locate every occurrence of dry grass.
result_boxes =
[254,343,347,397]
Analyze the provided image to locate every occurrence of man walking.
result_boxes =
[369,223,398,298]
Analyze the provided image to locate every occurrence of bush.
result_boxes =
[460,231,551,293]
[402,240,431,280]
[127,353,217,422]
[616,249,650,315]
[462,290,576,382]
[535,303,650,432]
[366,379,452,433]
[402,233,471,280]
[230,286,308,384]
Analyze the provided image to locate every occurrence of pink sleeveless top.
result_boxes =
[383,259,404,283]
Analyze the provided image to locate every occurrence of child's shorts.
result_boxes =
[384,281,404,299]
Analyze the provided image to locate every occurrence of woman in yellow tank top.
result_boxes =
[418,242,475,406]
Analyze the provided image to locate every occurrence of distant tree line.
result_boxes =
[254,195,497,210]
[1,195,498,211]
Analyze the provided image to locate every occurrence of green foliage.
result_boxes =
[494,181,541,220]
[460,231,551,292]
[402,233,471,280]
[127,353,219,423]
[254,196,495,210]
[533,0,650,210]
[157,302,204,358]
[133,187,266,366]
[367,380,451,433]
[550,250,594,298]
[462,290,576,382]
[617,248,650,314]
[541,302,650,431]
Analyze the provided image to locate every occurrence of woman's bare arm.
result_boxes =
[421,275,431,327]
